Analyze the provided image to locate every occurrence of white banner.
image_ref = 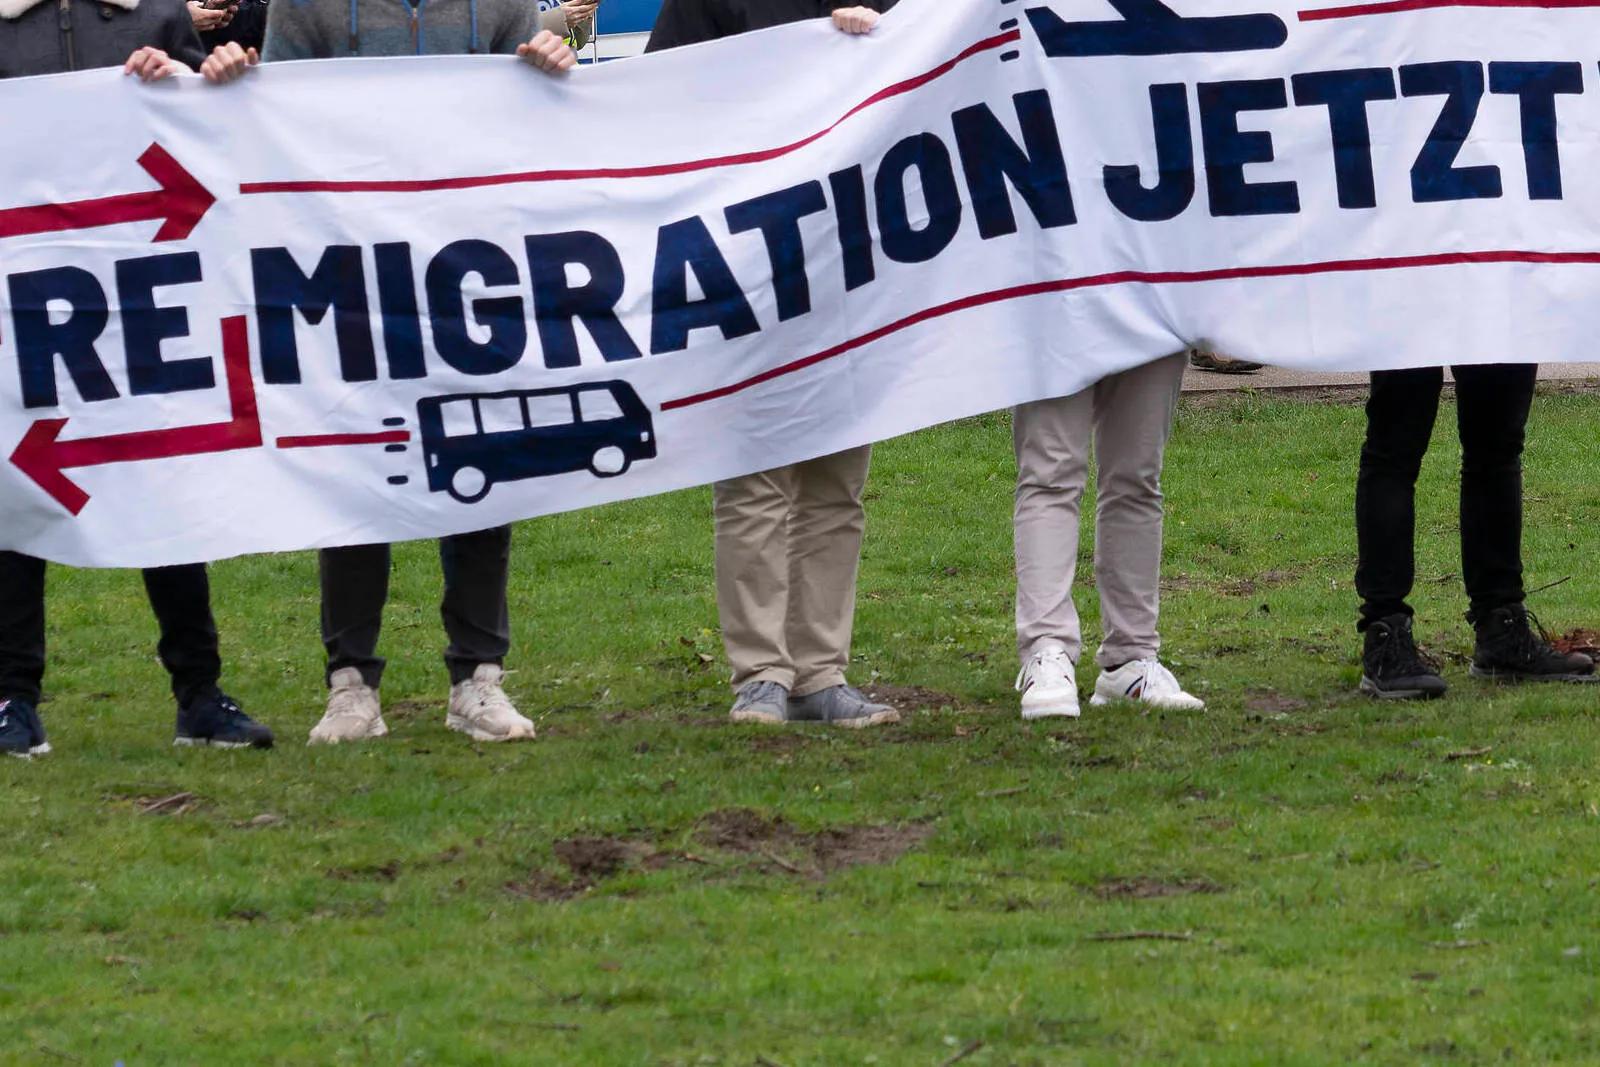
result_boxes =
[3,0,1599,567]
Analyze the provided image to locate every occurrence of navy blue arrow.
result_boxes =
[1026,0,1287,57]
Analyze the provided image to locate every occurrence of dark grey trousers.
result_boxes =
[319,527,512,688]
[0,551,221,707]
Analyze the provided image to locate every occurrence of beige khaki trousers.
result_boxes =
[713,446,873,695]
[1013,352,1186,667]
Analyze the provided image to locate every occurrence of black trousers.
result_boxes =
[1355,364,1536,627]
[319,526,512,688]
[0,551,222,707]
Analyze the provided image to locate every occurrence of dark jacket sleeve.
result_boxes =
[155,0,207,67]
[645,0,723,51]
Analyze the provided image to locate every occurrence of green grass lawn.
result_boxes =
[6,388,1600,1065]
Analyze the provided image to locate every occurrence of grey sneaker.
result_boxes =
[730,681,789,724]
[787,685,900,728]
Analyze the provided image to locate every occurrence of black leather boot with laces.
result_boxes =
[1471,606,1596,683]
[1360,614,1448,700]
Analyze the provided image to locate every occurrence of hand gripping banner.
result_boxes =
[3,0,1599,566]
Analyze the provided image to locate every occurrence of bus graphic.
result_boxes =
[417,382,657,504]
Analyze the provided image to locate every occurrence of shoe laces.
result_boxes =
[326,683,377,718]
[1137,659,1181,695]
[214,694,251,724]
[1498,607,1560,666]
[458,676,519,720]
[741,680,787,704]
[1016,646,1071,691]
[1376,622,1439,678]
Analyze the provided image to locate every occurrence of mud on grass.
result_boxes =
[505,810,935,902]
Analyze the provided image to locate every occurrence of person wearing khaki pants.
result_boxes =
[714,446,898,727]
[1012,352,1205,719]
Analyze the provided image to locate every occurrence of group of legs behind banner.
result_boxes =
[1,355,1594,758]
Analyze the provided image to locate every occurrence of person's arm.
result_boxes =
[538,2,591,49]
[261,0,328,61]
[485,0,574,70]
[644,0,722,52]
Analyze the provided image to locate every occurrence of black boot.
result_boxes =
[0,697,48,757]
[1470,605,1596,683]
[175,690,275,749]
[1360,614,1448,700]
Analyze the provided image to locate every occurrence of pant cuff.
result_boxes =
[171,677,222,708]
[1095,645,1157,670]
[1356,603,1413,631]
[731,668,796,693]
[328,662,384,690]
[792,670,848,699]
[1019,636,1077,665]
[446,657,502,686]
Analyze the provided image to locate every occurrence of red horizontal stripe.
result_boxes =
[238,29,1021,196]
[1300,0,1600,21]
[662,248,1600,410]
[276,431,411,448]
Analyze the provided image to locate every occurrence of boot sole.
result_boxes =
[1470,666,1599,684]
[445,716,536,742]
[1021,705,1080,720]
[307,721,389,745]
[1089,693,1206,711]
[729,709,786,725]
[1359,677,1445,701]
[174,737,274,749]
[827,709,901,728]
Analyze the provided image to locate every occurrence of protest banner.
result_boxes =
[3,0,1598,566]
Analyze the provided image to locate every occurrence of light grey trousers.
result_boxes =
[1013,352,1186,667]
[713,445,873,695]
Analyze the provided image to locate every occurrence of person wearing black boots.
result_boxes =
[0,0,276,757]
[1355,363,1595,699]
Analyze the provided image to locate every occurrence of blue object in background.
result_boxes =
[540,0,661,35]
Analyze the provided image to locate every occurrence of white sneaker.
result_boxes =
[308,668,388,745]
[1016,644,1080,719]
[447,664,536,742]
[1091,658,1205,711]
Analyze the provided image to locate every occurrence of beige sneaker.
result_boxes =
[308,668,388,745]
[447,664,536,742]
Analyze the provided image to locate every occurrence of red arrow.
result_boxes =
[10,316,262,515]
[0,143,214,243]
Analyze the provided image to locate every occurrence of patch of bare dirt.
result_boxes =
[747,732,815,754]
[694,808,933,878]
[861,685,966,711]
[384,699,434,722]
[325,860,402,883]
[504,871,589,903]
[552,836,656,881]
[506,812,934,903]
[1218,570,1301,597]
[505,834,699,902]
[1242,690,1310,714]
[1092,876,1225,900]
